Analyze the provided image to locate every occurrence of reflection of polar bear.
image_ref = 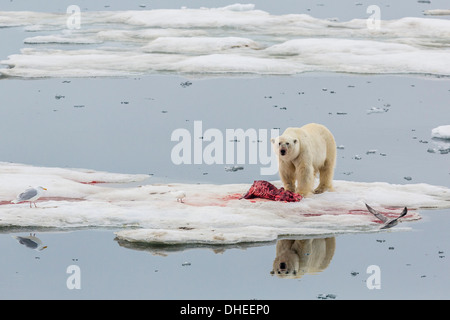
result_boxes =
[271,123,336,197]
[270,238,336,278]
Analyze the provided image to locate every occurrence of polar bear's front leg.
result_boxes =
[295,164,314,197]
[279,161,296,193]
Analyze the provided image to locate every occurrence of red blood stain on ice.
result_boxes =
[222,193,271,202]
[222,193,243,201]
[79,181,105,185]
[186,193,295,207]
[184,193,244,207]
[349,207,417,223]
[184,194,419,223]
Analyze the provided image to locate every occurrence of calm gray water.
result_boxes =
[0,0,449,300]
[1,210,449,300]
[0,73,449,300]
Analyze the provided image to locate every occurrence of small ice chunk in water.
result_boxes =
[367,107,388,114]
[180,81,192,88]
[224,166,244,172]
[432,125,450,140]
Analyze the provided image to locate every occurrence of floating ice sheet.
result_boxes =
[1,162,449,244]
[1,4,450,77]
[432,125,450,140]
[424,9,450,16]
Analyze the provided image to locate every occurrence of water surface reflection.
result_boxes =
[270,237,335,279]
[115,234,336,280]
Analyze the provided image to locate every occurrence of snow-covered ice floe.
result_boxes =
[1,162,449,244]
[429,125,450,154]
[432,125,450,140]
[1,4,450,77]
[423,9,450,16]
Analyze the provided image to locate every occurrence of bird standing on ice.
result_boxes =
[172,190,186,203]
[12,186,47,208]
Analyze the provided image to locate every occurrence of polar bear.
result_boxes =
[271,123,336,197]
[270,238,336,278]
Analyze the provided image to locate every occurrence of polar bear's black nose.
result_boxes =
[279,262,286,270]
[280,149,286,156]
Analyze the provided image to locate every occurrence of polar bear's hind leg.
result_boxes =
[314,159,335,194]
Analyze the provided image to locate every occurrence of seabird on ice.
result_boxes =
[365,203,408,229]
[12,186,47,208]
[172,190,186,203]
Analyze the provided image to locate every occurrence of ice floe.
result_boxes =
[1,4,450,78]
[423,9,450,16]
[432,125,450,140]
[429,125,450,154]
[1,162,449,244]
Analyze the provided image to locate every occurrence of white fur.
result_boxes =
[271,238,336,278]
[271,123,336,197]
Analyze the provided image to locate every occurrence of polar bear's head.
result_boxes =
[271,239,336,279]
[270,248,301,278]
[271,134,299,160]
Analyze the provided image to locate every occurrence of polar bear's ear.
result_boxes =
[271,138,276,144]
